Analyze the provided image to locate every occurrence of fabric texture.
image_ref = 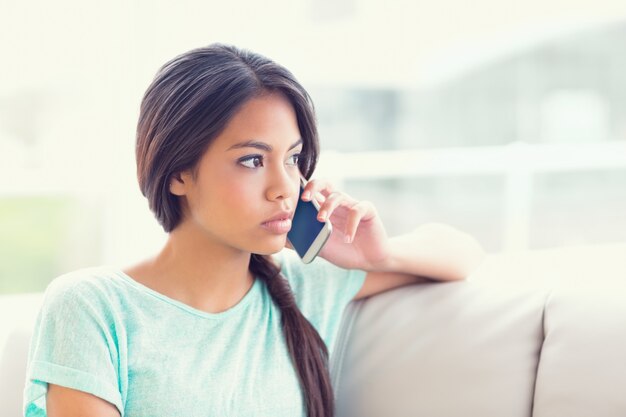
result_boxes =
[23,249,366,417]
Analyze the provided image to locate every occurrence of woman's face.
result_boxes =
[172,92,304,255]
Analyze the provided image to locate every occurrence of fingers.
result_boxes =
[302,179,349,219]
[343,201,376,243]
[316,190,349,222]
[301,178,334,203]
[302,178,376,243]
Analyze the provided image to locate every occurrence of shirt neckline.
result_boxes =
[111,267,262,320]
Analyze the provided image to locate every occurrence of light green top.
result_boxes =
[23,249,366,416]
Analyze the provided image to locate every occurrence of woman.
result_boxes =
[23,44,486,417]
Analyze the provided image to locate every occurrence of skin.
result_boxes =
[47,91,487,415]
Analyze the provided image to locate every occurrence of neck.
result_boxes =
[128,219,255,314]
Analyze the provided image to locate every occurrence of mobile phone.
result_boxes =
[287,177,333,263]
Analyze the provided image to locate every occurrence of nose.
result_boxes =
[265,164,297,203]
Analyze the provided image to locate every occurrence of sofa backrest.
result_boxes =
[331,281,549,417]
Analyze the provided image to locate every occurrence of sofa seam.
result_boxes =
[529,289,553,417]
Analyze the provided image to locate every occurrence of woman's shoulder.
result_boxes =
[42,265,127,309]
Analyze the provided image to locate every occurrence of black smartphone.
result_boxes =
[287,177,333,263]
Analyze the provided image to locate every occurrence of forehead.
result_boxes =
[211,92,302,151]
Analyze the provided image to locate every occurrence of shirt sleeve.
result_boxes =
[23,273,124,416]
[272,249,366,350]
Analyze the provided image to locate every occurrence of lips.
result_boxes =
[261,211,293,234]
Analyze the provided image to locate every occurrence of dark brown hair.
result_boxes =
[135,44,333,417]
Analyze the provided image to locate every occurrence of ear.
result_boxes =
[169,171,192,196]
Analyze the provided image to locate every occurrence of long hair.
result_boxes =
[135,44,333,417]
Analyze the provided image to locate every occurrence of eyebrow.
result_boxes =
[227,138,303,152]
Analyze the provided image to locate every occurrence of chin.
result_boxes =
[250,236,287,255]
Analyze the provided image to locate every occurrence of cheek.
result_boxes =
[224,183,252,207]
[217,175,261,214]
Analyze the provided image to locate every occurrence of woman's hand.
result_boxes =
[295,179,391,271]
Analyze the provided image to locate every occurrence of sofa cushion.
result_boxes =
[333,281,549,417]
[533,286,626,417]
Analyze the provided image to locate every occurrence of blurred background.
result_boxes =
[1,0,626,294]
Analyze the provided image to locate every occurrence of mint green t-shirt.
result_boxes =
[23,249,366,416]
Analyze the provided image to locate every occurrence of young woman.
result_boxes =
[23,44,486,417]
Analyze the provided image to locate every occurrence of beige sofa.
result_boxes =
[2,245,626,416]
[332,280,626,416]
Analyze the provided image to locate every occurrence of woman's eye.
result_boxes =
[287,153,300,166]
[239,155,264,168]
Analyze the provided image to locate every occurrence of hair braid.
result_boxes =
[249,254,334,417]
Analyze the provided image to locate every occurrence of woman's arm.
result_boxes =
[301,179,486,293]
[47,384,121,417]
[352,223,487,300]
[378,222,487,280]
